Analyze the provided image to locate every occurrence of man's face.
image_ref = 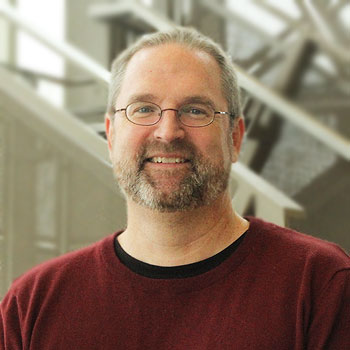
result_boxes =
[106,44,243,211]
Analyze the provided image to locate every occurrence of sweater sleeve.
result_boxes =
[0,290,23,350]
[307,269,350,349]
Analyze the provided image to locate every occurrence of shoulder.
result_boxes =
[246,216,350,274]
[8,233,118,299]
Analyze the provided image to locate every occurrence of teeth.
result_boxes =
[150,157,186,164]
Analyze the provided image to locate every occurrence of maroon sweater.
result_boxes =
[1,217,349,349]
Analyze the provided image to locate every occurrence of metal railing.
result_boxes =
[0,1,307,297]
[0,62,303,297]
[1,1,349,160]
[200,0,350,160]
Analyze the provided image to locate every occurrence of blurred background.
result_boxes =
[0,0,349,297]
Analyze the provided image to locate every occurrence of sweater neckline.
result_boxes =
[114,232,246,279]
[99,217,258,294]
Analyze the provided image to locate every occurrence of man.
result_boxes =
[1,27,349,349]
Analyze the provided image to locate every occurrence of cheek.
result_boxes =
[112,125,148,159]
[194,127,232,162]
[195,138,225,165]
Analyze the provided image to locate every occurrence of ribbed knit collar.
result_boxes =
[99,217,258,294]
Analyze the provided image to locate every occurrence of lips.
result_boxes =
[140,140,194,167]
[148,157,188,164]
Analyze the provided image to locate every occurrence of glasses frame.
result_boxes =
[114,101,235,128]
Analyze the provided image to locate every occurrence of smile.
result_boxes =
[148,157,188,164]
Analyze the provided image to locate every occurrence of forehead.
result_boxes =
[116,44,226,107]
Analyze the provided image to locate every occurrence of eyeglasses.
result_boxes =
[114,101,234,127]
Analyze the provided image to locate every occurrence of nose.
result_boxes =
[153,109,185,142]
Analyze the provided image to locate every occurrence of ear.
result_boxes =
[231,116,245,163]
[105,113,114,152]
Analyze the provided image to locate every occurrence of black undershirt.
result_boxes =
[114,233,246,279]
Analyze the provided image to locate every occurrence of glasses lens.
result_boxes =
[179,104,214,127]
[126,102,160,125]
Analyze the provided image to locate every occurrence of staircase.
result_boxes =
[0,0,349,297]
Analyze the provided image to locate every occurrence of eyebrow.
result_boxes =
[180,96,217,110]
[126,94,217,110]
[127,93,158,105]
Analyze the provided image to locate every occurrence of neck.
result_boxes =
[118,191,249,266]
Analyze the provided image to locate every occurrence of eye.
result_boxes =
[181,105,209,118]
[137,106,154,113]
[189,108,205,115]
[128,102,158,117]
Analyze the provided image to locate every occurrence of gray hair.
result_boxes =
[107,27,242,125]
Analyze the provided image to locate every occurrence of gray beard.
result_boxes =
[112,140,231,212]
